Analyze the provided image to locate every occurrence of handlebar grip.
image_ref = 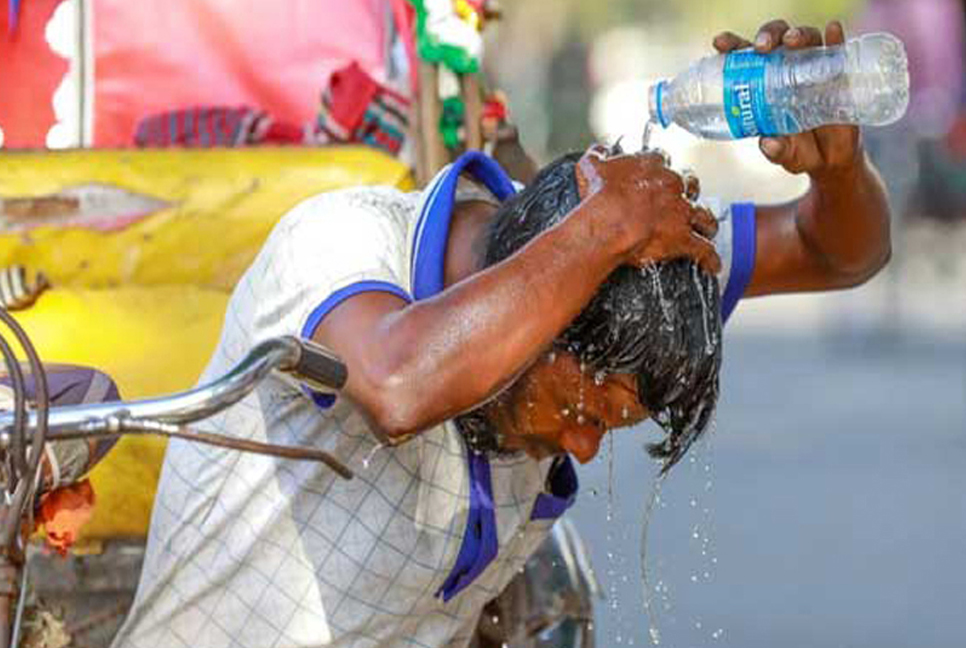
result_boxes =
[293,338,347,392]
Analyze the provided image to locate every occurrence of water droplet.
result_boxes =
[648,627,661,645]
[547,351,556,364]
[641,120,654,151]
[361,442,385,469]
[712,629,724,640]
[561,408,571,417]
[690,574,698,583]
[594,370,607,386]
[622,406,630,420]
[576,414,586,425]
[643,265,673,329]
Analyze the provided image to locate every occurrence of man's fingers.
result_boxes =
[687,233,722,275]
[760,135,823,173]
[713,31,752,53]
[690,205,718,240]
[759,137,787,161]
[655,167,686,196]
[782,25,823,49]
[785,135,824,173]
[825,20,846,46]
[682,170,701,201]
[754,19,791,52]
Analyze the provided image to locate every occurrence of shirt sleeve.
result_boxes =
[242,188,413,339]
[706,200,757,324]
[228,189,413,411]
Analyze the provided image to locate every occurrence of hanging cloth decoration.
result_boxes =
[409,0,483,74]
[312,61,411,155]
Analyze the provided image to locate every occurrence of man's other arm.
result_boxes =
[714,19,892,297]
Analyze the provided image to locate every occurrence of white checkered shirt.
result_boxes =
[112,176,745,648]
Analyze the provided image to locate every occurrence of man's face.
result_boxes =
[495,350,650,463]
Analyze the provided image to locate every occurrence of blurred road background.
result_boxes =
[487,0,966,645]
[570,318,965,648]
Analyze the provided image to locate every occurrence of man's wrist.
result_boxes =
[808,141,869,190]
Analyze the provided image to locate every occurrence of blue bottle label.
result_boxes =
[723,50,782,138]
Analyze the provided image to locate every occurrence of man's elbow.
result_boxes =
[357,364,432,441]
[832,241,892,289]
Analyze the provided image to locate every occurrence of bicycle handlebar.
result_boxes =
[0,336,351,476]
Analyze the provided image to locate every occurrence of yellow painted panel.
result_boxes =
[12,286,226,539]
[0,146,414,291]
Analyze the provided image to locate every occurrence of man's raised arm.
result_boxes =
[714,19,892,297]
[313,150,719,442]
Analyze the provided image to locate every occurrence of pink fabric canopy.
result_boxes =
[0,0,414,148]
[93,0,410,147]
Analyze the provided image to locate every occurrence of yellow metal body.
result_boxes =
[0,147,414,291]
[2,146,413,539]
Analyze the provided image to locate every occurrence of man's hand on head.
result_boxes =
[575,145,721,275]
[713,20,863,181]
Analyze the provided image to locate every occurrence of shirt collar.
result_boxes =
[407,151,517,301]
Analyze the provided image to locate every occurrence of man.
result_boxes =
[113,20,890,648]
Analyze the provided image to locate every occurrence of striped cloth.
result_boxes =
[311,61,410,155]
[133,106,303,148]
[0,265,48,311]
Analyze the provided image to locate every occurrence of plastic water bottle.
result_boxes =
[647,33,909,140]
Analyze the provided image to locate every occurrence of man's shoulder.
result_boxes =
[281,185,421,232]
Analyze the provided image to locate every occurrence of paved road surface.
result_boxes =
[569,329,966,648]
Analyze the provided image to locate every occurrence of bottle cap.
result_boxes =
[648,80,670,128]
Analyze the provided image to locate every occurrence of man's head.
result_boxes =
[456,152,723,473]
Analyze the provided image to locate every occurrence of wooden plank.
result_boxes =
[462,74,483,151]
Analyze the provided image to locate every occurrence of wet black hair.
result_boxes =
[456,153,723,473]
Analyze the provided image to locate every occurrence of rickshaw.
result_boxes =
[0,2,597,646]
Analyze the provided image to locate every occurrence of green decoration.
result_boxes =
[440,96,466,149]
[409,0,481,75]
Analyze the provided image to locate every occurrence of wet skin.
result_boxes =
[443,195,653,465]
[313,19,891,462]
[485,351,649,464]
